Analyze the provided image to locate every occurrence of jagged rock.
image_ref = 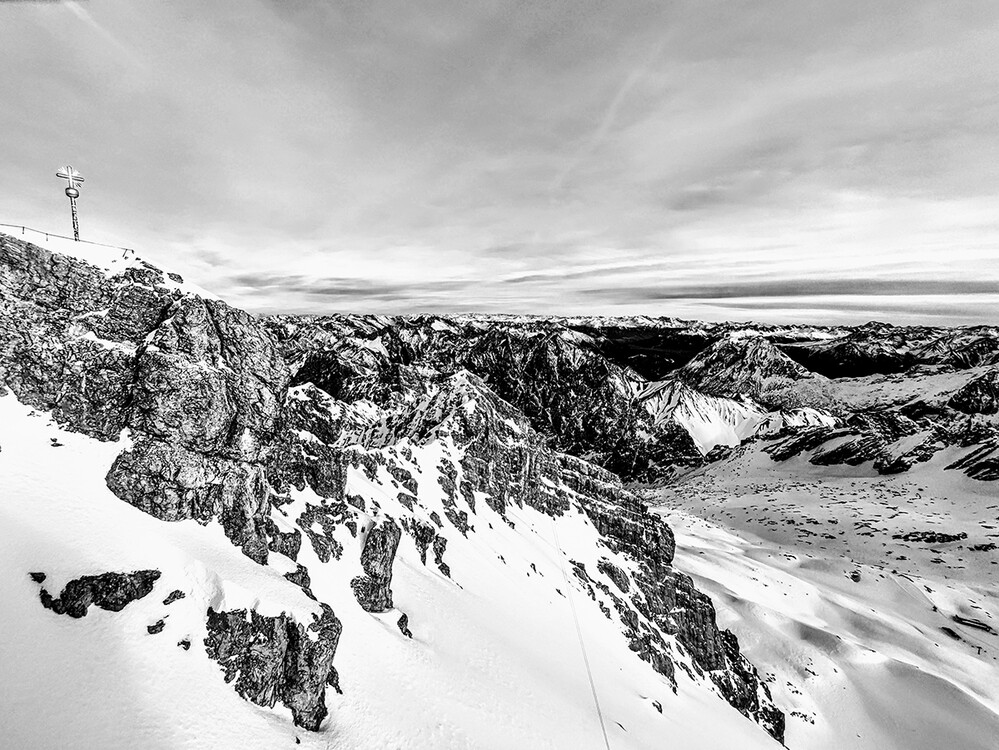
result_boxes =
[893,531,967,544]
[268,526,303,561]
[0,236,179,440]
[2,235,294,563]
[677,334,832,411]
[946,439,999,481]
[106,439,273,563]
[268,430,348,502]
[130,296,288,461]
[284,564,317,600]
[765,409,948,477]
[597,559,630,594]
[204,604,342,731]
[350,518,402,612]
[432,536,450,578]
[163,589,186,605]
[147,619,165,634]
[952,615,996,634]
[38,570,161,618]
[782,323,914,378]
[296,501,349,563]
[397,613,413,638]
[949,368,999,415]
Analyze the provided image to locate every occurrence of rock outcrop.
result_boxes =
[351,518,402,612]
[35,570,161,618]
[1,234,290,562]
[204,605,342,730]
[949,368,999,415]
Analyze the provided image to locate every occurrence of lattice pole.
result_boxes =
[56,166,85,241]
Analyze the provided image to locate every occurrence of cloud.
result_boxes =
[1,0,997,326]
[579,279,999,302]
[225,271,473,302]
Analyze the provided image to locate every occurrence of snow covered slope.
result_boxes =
[639,379,836,454]
[0,392,784,750]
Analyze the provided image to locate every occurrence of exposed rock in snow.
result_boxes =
[350,517,402,612]
[204,604,342,731]
[949,368,999,415]
[640,379,765,453]
[35,569,161,619]
[675,334,832,410]
[640,378,837,455]
[783,321,999,378]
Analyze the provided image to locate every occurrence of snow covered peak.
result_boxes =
[676,334,817,404]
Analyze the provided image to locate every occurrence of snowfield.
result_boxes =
[651,447,999,750]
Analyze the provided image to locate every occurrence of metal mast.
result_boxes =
[56,165,85,240]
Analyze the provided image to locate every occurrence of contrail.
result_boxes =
[550,36,667,192]
[64,0,145,67]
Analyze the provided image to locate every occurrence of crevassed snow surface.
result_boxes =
[0,393,778,750]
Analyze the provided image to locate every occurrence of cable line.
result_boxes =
[548,514,612,750]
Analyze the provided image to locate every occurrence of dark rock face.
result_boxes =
[783,325,914,379]
[397,613,413,638]
[567,324,715,380]
[893,530,968,544]
[106,440,275,563]
[677,335,817,406]
[129,296,288,461]
[0,235,179,439]
[204,605,342,731]
[37,570,161,618]
[949,368,999,415]
[782,322,999,378]
[1,234,290,562]
[267,317,704,481]
[351,518,402,612]
[945,438,999,481]
[265,319,786,742]
[107,296,289,561]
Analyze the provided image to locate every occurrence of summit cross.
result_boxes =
[56,165,84,240]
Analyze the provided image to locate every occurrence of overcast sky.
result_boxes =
[1,0,997,324]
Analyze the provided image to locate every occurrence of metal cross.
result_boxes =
[56,165,84,240]
[56,166,85,189]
